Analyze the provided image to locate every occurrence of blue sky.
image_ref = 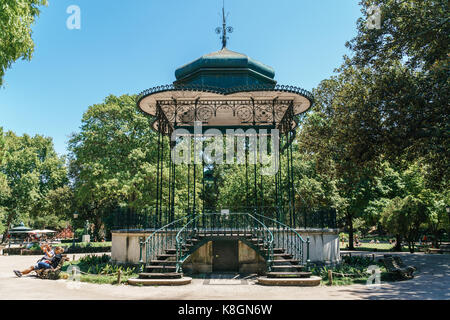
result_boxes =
[0,0,362,155]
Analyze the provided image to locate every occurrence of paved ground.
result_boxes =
[0,252,448,300]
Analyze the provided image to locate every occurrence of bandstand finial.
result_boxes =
[215,0,233,49]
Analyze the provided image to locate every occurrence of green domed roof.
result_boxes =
[174,48,276,88]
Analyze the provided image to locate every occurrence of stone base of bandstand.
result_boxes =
[257,276,321,286]
[127,277,192,286]
[111,228,340,267]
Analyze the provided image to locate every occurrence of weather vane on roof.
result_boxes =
[215,1,233,49]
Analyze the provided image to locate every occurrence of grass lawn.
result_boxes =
[311,255,394,286]
[60,254,140,285]
[59,242,112,248]
[340,241,410,252]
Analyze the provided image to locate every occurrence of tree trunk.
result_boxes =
[432,230,439,248]
[347,215,354,250]
[93,216,104,242]
[1,212,14,244]
[409,241,415,253]
[394,234,402,252]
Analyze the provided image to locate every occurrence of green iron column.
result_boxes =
[155,108,161,227]
[289,132,296,228]
[245,137,249,209]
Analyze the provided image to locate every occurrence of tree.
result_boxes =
[381,195,428,253]
[346,0,449,190]
[426,192,449,248]
[0,128,10,236]
[379,162,435,252]
[0,131,68,242]
[0,0,48,85]
[30,185,74,230]
[298,66,385,249]
[69,95,160,238]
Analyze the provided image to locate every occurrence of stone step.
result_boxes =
[273,253,293,259]
[138,272,182,279]
[164,249,188,254]
[271,265,304,271]
[129,277,192,286]
[145,265,177,272]
[257,276,320,286]
[266,272,312,279]
[196,233,253,238]
[273,259,300,265]
[149,260,177,265]
[157,253,177,259]
[260,248,285,253]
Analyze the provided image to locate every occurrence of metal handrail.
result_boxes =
[252,211,310,266]
[252,212,307,242]
[142,217,186,265]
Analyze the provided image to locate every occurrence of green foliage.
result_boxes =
[0,0,48,85]
[345,0,449,189]
[298,0,449,245]
[377,162,448,252]
[298,66,385,248]
[68,95,159,238]
[63,254,141,284]
[0,130,69,240]
[311,255,386,285]
[68,94,198,237]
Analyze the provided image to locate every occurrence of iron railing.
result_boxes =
[205,206,337,229]
[252,212,309,265]
[142,217,188,265]
[108,206,188,231]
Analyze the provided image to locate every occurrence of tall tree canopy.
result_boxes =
[68,95,197,237]
[0,130,68,241]
[0,0,48,85]
[346,0,449,189]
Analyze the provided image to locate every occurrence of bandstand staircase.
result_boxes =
[130,212,316,284]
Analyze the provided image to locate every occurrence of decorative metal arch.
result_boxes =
[136,83,315,230]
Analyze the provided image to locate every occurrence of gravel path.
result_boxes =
[0,252,448,300]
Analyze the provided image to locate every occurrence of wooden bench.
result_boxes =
[35,255,70,280]
[417,244,430,252]
[382,255,415,280]
[393,256,416,273]
[439,244,450,254]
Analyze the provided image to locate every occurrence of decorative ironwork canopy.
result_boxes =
[137,84,313,135]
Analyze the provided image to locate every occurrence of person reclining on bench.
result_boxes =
[14,246,64,277]
[37,243,55,262]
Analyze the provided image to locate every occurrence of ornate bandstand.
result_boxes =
[114,9,338,286]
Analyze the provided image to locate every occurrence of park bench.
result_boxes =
[425,244,450,254]
[35,254,70,280]
[382,255,415,280]
[393,256,416,273]
[438,244,450,254]
[427,248,441,254]
[417,244,430,252]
